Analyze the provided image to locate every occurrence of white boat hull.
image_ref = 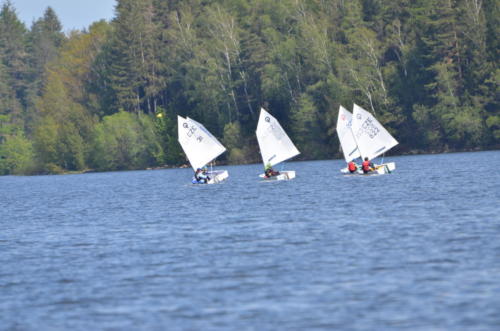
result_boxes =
[340,162,396,175]
[259,170,296,181]
[375,162,395,174]
[207,170,229,184]
[193,170,228,184]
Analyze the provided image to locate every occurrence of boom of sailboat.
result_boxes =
[177,104,398,184]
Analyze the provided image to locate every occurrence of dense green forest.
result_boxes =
[0,0,498,175]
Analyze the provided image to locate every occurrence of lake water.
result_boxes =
[1,151,499,330]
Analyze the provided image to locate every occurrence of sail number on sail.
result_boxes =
[355,117,380,140]
[184,122,204,143]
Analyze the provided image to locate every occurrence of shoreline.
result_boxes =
[4,148,498,177]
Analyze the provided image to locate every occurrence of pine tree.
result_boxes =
[0,1,28,126]
[104,0,163,114]
[26,7,65,97]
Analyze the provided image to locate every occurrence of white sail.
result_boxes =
[351,104,398,160]
[256,108,300,167]
[336,105,361,162]
[177,116,226,170]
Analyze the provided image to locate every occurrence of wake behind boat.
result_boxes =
[337,104,398,175]
[256,108,300,181]
[177,116,229,184]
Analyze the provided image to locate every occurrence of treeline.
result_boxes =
[0,0,498,175]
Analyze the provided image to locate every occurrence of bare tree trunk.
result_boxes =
[448,0,463,82]
[240,71,254,117]
[394,20,408,77]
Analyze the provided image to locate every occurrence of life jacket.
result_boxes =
[348,162,357,172]
[362,160,371,172]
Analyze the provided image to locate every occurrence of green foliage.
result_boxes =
[26,6,66,95]
[32,115,86,173]
[155,112,183,165]
[290,93,324,159]
[32,115,59,168]
[0,132,34,175]
[1,0,499,175]
[31,71,91,173]
[0,1,28,126]
[411,104,434,146]
[442,105,484,147]
[101,0,163,114]
[486,116,500,141]
[57,121,85,170]
[223,121,250,164]
[222,122,242,149]
[90,111,161,171]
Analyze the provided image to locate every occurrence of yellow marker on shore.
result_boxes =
[156,113,163,118]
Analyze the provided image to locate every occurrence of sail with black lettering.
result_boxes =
[351,104,398,160]
[256,108,300,180]
[178,115,228,183]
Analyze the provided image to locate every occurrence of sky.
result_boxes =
[9,0,116,31]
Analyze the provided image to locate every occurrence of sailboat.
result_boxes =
[337,104,398,175]
[256,107,300,180]
[177,115,229,184]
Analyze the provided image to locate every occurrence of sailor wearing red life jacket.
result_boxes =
[348,161,358,173]
[362,157,375,174]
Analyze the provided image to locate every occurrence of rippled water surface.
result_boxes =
[1,151,500,330]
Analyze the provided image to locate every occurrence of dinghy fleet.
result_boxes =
[178,104,398,184]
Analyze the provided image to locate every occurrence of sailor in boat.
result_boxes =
[264,164,280,178]
[194,167,210,184]
[348,161,359,173]
[361,157,375,174]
